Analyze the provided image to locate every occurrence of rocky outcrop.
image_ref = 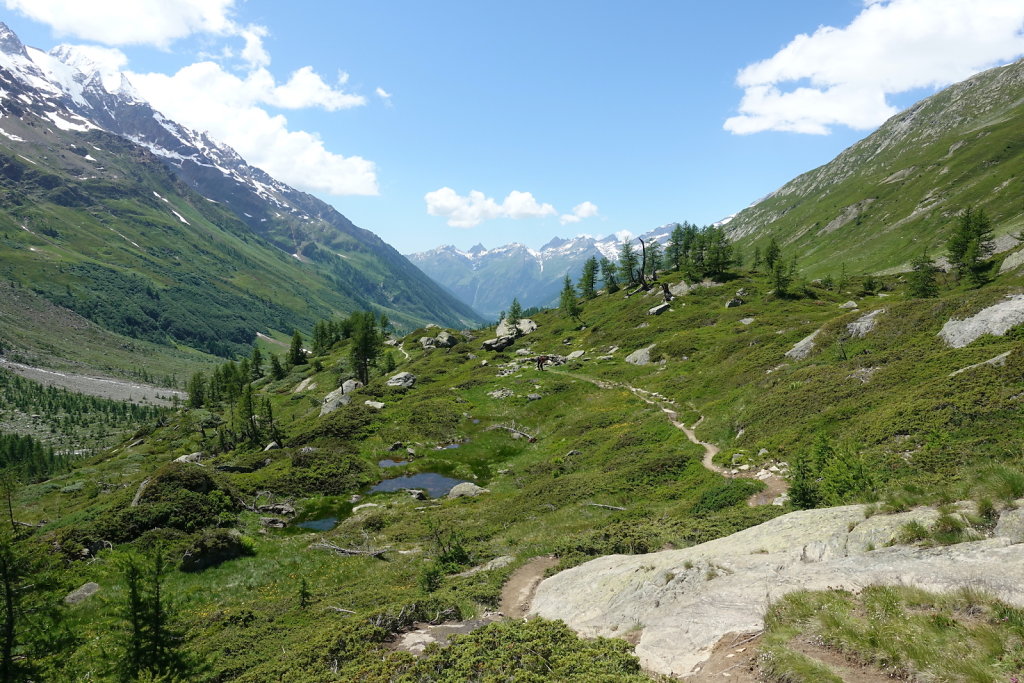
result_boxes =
[938,294,1024,348]
[496,318,538,338]
[342,379,363,394]
[320,387,352,416]
[846,308,885,338]
[1000,249,1024,273]
[448,482,489,498]
[530,502,1024,678]
[482,336,515,351]
[386,372,416,389]
[64,582,100,605]
[784,329,820,359]
[625,344,656,366]
[648,303,670,316]
[435,330,458,347]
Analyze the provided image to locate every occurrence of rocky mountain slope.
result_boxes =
[408,224,675,317]
[726,58,1024,277]
[0,22,481,366]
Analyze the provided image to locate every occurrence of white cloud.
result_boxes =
[560,200,599,225]
[4,0,238,48]
[425,188,557,228]
[129,63,377,195]
[375,87,391,100]
[725,0,1024,135]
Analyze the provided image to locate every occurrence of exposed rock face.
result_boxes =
[386,372,417,388]
[648,303,671,316]
[566,350,585,360]
[846,308,885,338]
[625,344,656,366]
[724,298,743,308]
[435,330,458,347]
[64,582,100,605]
[481,336,515,351]
[531,502,1024,678]
[320,387,351,416]
[839,300,859,309]
[939,295,1024,348]
[174,451,204,464]
[342,379,363,394]
[1000,249,1024,273]
[669,281,691,297]
[784,329,820,359]
[949,350,1013,377]
[419,336,437,350]
[448,482,489,498]
[364,400,385,410]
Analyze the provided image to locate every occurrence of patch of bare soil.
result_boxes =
[788,636,899,682]
[501,555,560,619]
[685,631,763,682]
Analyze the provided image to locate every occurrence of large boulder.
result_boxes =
[648,303,670,316]
[448,482,489,499]
[64,582,100,605]
[938,294,1024,348]
[342,379,364,394]
[496,318,538,338]
[784,329,820,360]
[419,336,437,350]
[386,372,417,389]
[435,331,458,347]
[320,387,352,416]
[847,308,885,338]
[482,336,515,351]
[625,344,656,366]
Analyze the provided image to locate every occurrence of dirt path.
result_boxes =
[550,369,786,505]
[397,344,410,361]
[500,555,559,618]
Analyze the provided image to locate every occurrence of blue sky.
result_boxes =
[4,0,1024,252]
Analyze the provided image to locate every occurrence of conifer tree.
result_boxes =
[751,246,762,272]
[908,252,939,298]
[288,330,307,366]
[645,240,662,279]
[578,257,598,299]
[764,238,781,271]
[947,206,994,286]
[599,257,620,294]
[185,372,206,409]
[665,223,685,271]
[506,298,523,330]
[269,354,285,380]
[349,311,382,384]
[619,240,639,284]
[249,346,264,380]
[772,258,791,296]
[559,275,581,320]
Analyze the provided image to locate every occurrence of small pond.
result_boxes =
[368,472,468,498]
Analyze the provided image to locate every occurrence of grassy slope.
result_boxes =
[726,59,1024,278]
[10,249,1024,679]
[0,122,480,375]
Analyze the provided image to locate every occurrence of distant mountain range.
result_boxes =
[0,22,481,365]
[408,225,677,318]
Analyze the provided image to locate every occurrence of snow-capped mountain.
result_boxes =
[407,225,677,318]
[0,21,482,338]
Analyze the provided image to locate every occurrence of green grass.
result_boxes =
[761,586,1024,682]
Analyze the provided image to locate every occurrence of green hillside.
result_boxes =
[726,58,1024,277]
[5,243,1023,679]
[0,124,480,366]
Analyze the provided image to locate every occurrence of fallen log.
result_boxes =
[309,540,390,558]
[583,503,626,511]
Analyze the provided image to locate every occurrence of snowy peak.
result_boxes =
[0,23,27,58]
